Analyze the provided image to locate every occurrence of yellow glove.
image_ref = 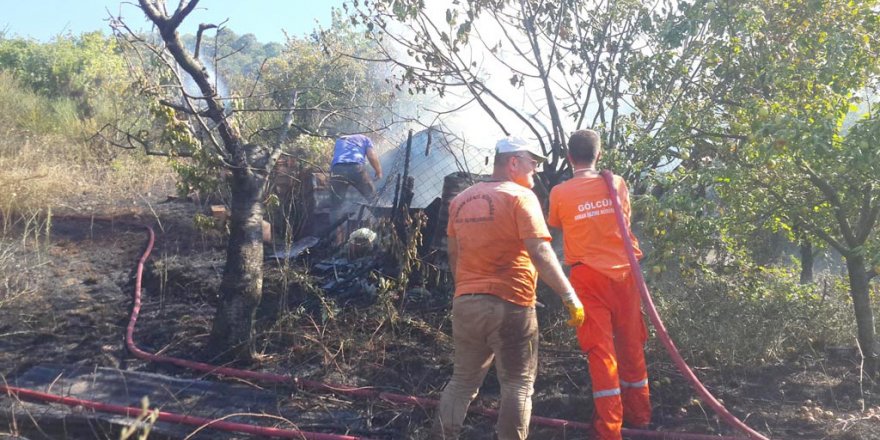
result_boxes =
[560,291,585,328]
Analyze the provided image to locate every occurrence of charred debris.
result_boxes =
[261,128,489,311]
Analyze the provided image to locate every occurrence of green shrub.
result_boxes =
[0,71,55,138]
[0,70,116,146]
[652,264,858,367]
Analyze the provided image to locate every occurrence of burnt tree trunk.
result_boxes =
[208,168,266,361]
[845,254,877,377]
[135,1,294,363]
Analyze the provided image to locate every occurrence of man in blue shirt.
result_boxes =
[329,134,383,208]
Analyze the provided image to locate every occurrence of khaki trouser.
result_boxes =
[432,294,539,440]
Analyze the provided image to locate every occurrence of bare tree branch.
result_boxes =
[168,0,199,29]
[159,99,210,116]
[267,91,299,174]
[796,158,857,247]
[194,23,218,59]
[855,183,879,244]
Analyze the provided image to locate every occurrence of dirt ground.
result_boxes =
[1,198,879,439]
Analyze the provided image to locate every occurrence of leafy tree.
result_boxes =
[346,0,705,190]
[675,0,880,375]
[262,12,396,135]
[110,0,300,361]
[348,0,880,377]
[115,0,397,361]
[180,28,283,89]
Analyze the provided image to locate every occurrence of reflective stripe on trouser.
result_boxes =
[431,294,539,440]
[571,264,651,440]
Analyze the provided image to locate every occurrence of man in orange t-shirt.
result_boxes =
[431,136,584,440]
[548,129,651,439]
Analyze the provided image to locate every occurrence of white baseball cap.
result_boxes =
[495,136,548,163]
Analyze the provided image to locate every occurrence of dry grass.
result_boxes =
[0,137,175,229]
[0,241,36,311]
[0,75,177,313]
[0,69,176,230]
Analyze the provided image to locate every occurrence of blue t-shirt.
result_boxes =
[332,135,374,166]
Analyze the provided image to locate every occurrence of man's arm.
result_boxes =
[524,238,572,295]
[365,147,383,180]
[524,238,584,327]
[447,236,459,278]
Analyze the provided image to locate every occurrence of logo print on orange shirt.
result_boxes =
[574,198,613,221]
[454,194,495,224]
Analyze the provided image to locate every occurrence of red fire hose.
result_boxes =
[0,385,366,440]
[0,218,377,440]
[122,223,744,438]
[0,214,759,439]
[601,170,769,440]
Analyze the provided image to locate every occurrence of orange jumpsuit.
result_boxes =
[548,174,651,439]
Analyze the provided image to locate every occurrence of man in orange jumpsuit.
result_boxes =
[547,129,651,439]
[432,136,585,440]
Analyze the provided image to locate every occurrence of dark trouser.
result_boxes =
[329,163,375,206]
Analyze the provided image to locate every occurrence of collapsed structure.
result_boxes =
[263,126,495,303]
[292,126,492,256]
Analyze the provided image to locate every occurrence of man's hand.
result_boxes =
[560,291,584,328]
[374,171,383,181]
[523,238,584,328]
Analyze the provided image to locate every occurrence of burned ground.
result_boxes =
[1,199,878,439]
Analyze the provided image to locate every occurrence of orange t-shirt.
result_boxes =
[547,174,642,281]
[447,181,551,307]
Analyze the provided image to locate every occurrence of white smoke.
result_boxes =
[177,48,233,115]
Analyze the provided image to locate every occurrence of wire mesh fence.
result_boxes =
[273,125,494,253]
[372,126,493,209]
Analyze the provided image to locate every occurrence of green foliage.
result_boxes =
[289,134,333,169]
[135,17,397,205]
[349,0,880,368]
[258,13,394,136]
[148,100,201,155]
[0,33,142,153]
[0,70,58,136]
[180,29,283,91]
[0,32,128,113]
[631,0,880,367]
[653,261,858,367]
[637,175,723,270]
[169,151,225,200]
[349,0,704,186]
[193,212,220,232]
[687,0,880,285]
[152,101,224,201]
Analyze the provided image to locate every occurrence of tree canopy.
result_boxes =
[345,0,880,374]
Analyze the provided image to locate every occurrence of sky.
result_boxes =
[0,0,562,152]
[1,0,345,44]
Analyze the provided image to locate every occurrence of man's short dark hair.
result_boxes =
[493,151,517,167]
[567,129,601,164]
